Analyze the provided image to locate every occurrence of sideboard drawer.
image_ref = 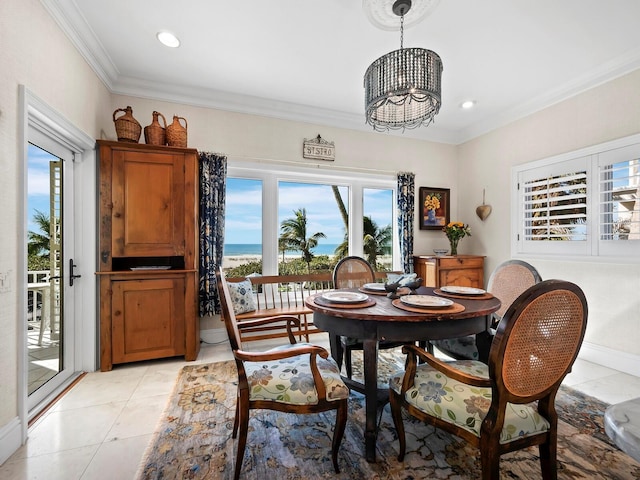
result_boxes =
[438,256,484,269]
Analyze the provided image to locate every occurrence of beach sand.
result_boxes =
[222,255,262,270]
[222,254,392,271]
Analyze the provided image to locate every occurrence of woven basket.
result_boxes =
[144,111,167,146]
[113,106,141,143]
[166,115,187,148]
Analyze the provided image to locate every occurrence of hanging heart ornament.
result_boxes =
[476,189,492,221]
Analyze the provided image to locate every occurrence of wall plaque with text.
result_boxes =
[303,134,335,161]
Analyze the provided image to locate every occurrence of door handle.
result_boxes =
[69,259,82,287]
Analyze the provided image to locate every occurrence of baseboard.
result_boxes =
[0,417,22,466]
[579,341,640,378]
[200,328,228,346]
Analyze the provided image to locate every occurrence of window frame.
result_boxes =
[511,133,640,262]
[227,160,399,275]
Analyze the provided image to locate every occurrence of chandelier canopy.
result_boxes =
[364,0,443,132]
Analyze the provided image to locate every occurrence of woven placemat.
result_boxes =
[313,296,377,309]
[433,288,494,300]
[358,287,388,296]
[391,298,465,314]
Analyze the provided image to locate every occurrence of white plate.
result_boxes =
[362,283,386,291]
[441,285,486,295]
[321,291,369,303]
[400,295,453,308]
[130,266,172,270]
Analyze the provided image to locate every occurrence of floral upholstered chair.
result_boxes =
[216,268,349,480]
[432,259,542,363]
[389,279,588,479]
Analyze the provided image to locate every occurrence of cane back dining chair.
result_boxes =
[389,279,588,479]
[431,259,542,363]
[216,268,349,479]
[333,256,404,378]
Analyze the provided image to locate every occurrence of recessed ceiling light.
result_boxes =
[461,100,475,109]
[157,31,180,48]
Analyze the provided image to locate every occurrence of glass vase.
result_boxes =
[449,238,459,255]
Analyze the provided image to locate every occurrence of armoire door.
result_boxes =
[111,276,186,364]
[111,149,185,257]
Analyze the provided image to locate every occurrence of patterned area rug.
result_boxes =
[137,357,640,479]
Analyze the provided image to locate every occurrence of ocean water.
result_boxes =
[224,243,340,256]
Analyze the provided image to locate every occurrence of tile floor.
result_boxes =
[2,333,640,480]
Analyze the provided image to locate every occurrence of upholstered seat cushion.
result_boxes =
[244,343,349,405]
[389,360,550,444]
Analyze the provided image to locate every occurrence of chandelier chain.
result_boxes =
[400,12,404,50]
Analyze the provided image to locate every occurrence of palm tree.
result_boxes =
[279,208,326,273]
[333,216,391,268]
[363,216,392,267]
[28,209,51,270]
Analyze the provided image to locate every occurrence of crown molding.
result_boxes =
[40,0,118,89]
[457,46,640,144]
[41,0,640,147]
[112,75,461,144]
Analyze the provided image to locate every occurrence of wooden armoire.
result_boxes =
[96,140,199,371]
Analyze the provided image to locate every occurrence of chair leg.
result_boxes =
[539,438,558,480]
[479,447,500,480]
[389,390,406,461]
[232,393,240,438]
[331,400,348,473]
[345,347,353,379]
[233,394,250,480]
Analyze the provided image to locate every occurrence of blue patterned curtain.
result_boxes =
[199,152,227,316]
[397,172,415,273]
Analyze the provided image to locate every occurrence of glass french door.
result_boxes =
[26,131,76,413]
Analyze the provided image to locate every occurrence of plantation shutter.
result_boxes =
[598,142,640,256]
[517,156,590,255]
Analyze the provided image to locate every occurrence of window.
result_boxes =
[363,187,394,270]
[225,161,397,274]
[513,134,640,259]
[222,178,262,270]
[277,181,349,274]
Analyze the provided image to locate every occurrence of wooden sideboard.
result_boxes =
[413,254,485,289]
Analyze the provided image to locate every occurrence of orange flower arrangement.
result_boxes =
[443,222,471,255]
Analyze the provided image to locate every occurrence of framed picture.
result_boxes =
[419,187,450,230]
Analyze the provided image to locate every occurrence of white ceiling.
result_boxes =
[43,0,640,144]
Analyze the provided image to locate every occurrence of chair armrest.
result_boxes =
[235,344,329,363]
[400,344,492,392]
[236,315,301,343]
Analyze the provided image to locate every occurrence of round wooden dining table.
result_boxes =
[305,285,501,463]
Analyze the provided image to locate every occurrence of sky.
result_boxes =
[225,177,393,244]
[27,144,56,233]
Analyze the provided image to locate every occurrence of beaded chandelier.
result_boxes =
[364,0,443,132]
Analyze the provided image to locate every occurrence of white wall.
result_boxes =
[458,69,640,374]
[0,0,111,463]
